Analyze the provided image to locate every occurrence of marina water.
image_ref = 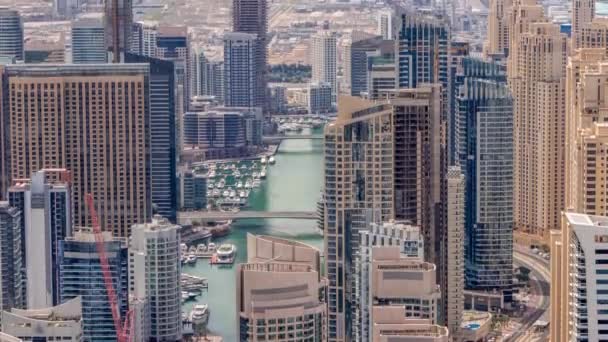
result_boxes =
[181,131,324,340]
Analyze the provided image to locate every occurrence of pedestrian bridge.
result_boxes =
[177,210,317,223]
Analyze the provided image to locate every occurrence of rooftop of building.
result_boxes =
[5,63,149,76]
[565,212,608,227]
[252,234,318,250]
[6,297,82,322]
[131,215,181,232]
[158,25,188,37]
[240,262,314,273]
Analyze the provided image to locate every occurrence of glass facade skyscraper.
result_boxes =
[455,58,514,297]
[58,232,128,342]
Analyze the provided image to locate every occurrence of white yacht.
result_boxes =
[229,189,237,198]
[222,190,230,197]
[244,180,252,189]
[239,191,246,198]
[213,244,237,264]
[236,181,243,189]
[207,243,216,252]
[260,170,266,179]
[261,156,267,164]
[268,156,276,164]
[185,254,197,265]
[190,304,210,334]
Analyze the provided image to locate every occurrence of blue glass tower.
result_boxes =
[397,11,449,92]
[455,58,513,301]
[58,232,128,342]
[126,53,177,223]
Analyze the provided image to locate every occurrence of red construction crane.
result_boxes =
[85,193,133,342]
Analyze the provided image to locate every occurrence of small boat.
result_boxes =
[185,254,197,265]
[252,172,259,179]
[245,180,252,189]
[189,246,197,253]
[207,243,216,252]
[253,179,261,188]
[260,170,266,179]
[212,189,221,197]
[240,165,247,169]
[237,181,243,189]
[182,291,198,301]
[229,189,237,198]
[269,156,276,164]
[261,157,267,164]
[207,182,214,189]
[222,190,229,197]
[239,191,246,198]
[212,244,237,264]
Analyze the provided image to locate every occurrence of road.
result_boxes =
[507,250,550,342]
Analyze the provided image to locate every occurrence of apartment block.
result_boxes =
[8,169,71,309]
[237,234,326,341]
[324,97,394,341]
[0,203,23,314]
[6,64,151,237]
[551,213,608,341]
[511,22,567,241]
[58,231,128,342]
[130,217,182,341]
[311,31,337,101]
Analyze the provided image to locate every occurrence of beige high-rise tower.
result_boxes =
[511,22,567,240]
[486,0,512,56]
[565,50,608,215]
[506,0,545,79]
[6,64,151,237]
[572,0,595,49]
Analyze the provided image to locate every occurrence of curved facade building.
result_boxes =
[0,8,23,61]
[238,234,327,341]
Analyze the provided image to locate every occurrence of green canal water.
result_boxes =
[181,132,324,340]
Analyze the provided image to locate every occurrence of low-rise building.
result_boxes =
[371,306,449,341]
[1,297,83,342]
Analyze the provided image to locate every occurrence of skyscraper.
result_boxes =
[126,53,178,223]
[456,58,514,302]
[377,10,394,40]
[0,65,9,201]
[58,231,128,342]
[311,31,337,101]
[356,221,426,340]
[346,36,393,97]
[7,64,151,237]
[130,21,159,58]
[505,0,544,79]
[445,167,464,340]
[198,55,224,102]
[223,32,259,108]
[0,202,23,313]
[237,234,327,341]
[387,85,443,265]
[486,0,512,56]
[0,8,24,61]
[511,22,567,241]
[156,26,192,109]
[573,0,595,49]
[8,169,71,309]
[104,0,132,62]
[565,50,608,216]
[232,0,267,112]
[396,11,449,92]
[71,13,107,64]
[129,217,182,341]
[324,97,394,341]
[550,212,608,341]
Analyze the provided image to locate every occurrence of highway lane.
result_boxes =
[507,251,551,342]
